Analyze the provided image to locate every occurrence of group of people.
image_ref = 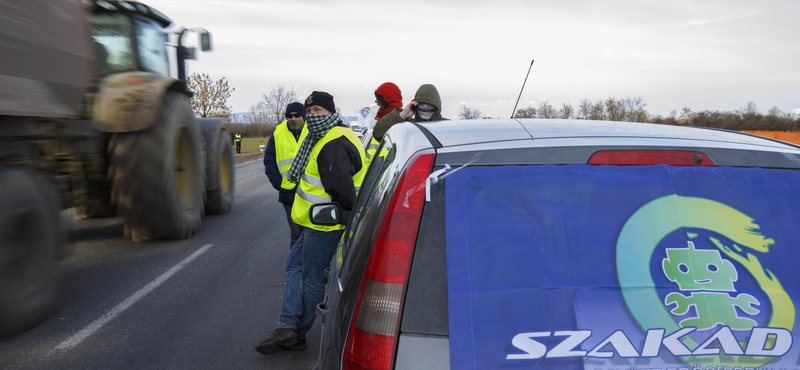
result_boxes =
[256,83,446,355]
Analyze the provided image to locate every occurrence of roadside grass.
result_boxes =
[239,137,270,153]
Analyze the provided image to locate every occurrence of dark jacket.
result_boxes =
[264,129,302,204]
[373,84,447,141]
[317,135,363,212]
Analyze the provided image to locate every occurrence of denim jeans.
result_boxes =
[298,228,344,338]
[276,227,343,339]
[282,203,302,249]
[276,227,305,334]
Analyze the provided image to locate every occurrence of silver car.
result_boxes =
[312,119,800,370]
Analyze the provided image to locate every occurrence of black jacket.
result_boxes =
[317,136,363,212]
[263,129,302,204]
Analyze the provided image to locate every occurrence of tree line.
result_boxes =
[186,72,800,134]
[498,97,799,131]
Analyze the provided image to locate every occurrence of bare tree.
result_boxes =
[186,72,235,118]
[604,97,626,121]
[577,99,593,119]
[767,106,791,119]
[623,96,648,122]
[537,100,557,118]
[513,106,537,118]
[678,106,693,124]
[243,101,271,124]
[262,84,297,124]
[739,101,758,116]
[458,105,483,120]
[557,102,574,119]
[590,100,606,120]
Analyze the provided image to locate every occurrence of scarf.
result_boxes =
[286,112,344,184]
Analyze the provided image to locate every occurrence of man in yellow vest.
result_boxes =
[234,131,243,154]
[256,91,366,355]
[263,102,308,248]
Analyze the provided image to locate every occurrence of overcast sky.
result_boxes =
[147,0,800,119]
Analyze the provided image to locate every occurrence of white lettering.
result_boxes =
[546,330,590,358]
[641,329,666,357]
[506,327,793,361]
[507,332,550,359]
[661,327,695,356]
[692,326,743,355]
[744,327,792,356]
[587,330,640,358]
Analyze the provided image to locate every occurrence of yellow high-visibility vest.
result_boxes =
[273,120,308,189]
[364,136,380,167]
[234,133,242,142]
[291,126,366,231]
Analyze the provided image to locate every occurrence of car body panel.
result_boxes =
[394,334,450,370]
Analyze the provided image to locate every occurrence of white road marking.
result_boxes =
[51,244,214,352]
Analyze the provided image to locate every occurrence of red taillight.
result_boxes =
[587,150,715,166]
[343,149,435,370]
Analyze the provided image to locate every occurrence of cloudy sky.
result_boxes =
[147,0,800,119]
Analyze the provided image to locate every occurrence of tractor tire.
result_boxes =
[0,168,62,338]
[204,129,235,214]
[108,92,205,241]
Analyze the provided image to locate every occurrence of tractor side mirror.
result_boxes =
[199,31,212,52]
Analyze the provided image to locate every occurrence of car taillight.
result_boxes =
[343,149,435,370]
[587,150,715,166]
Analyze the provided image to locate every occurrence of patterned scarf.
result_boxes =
[286,112,344,184]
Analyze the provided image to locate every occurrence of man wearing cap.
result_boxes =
[256,91,366,355]
[264,102,308,248]
[372,83,447,142]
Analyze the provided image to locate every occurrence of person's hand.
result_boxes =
[399,101,418,120]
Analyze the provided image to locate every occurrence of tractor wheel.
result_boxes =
[205,129,235,214]
[0,168,62,338]
[108,92,205,241]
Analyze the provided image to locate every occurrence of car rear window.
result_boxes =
[405,163,800,369]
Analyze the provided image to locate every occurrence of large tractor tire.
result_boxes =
[0,167,62,338]
[203,129,235,214]
[108,92,205,241]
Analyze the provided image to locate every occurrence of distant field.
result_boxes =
[238,137,270,153]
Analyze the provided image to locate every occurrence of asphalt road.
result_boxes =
[0,159,319,370]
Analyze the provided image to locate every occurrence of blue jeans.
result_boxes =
[277,227,305,335]
[277,227,343,339]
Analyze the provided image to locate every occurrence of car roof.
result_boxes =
[417,118,800,152]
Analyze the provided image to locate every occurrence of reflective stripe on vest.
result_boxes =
[291,126,367,231]
[273,120,308,189]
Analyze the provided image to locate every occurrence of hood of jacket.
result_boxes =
[413,84,443,122]
[375,82,403,121]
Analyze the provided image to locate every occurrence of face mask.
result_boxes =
[416,103,436,121]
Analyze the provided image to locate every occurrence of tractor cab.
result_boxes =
[90,1,211,82]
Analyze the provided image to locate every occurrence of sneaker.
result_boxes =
[255,328,299,355]
[289,338,307,350]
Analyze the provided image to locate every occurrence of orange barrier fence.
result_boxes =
[741,130,800,145]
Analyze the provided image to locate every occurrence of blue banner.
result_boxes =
[446,165,800,370]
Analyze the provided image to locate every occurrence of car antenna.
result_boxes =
[511,59,534,119]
